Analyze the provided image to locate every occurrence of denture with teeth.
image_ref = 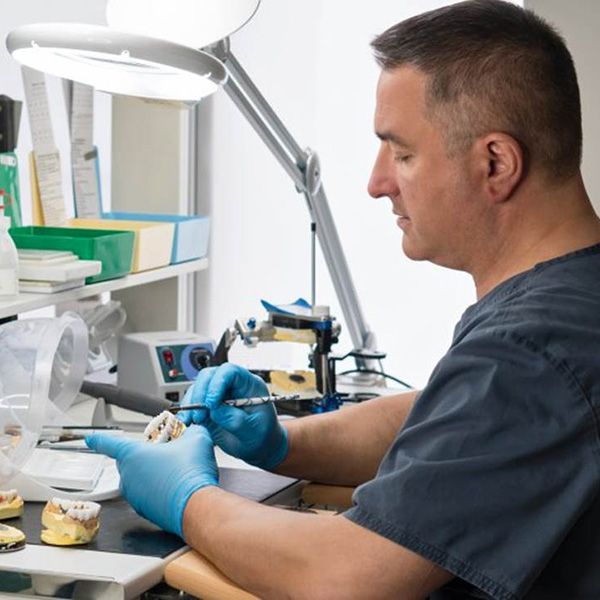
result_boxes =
[144,411,186,443]
[0,489,24,520]
[41,498,101,546]
[0,523,26,553]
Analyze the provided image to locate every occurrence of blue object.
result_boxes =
[102,211,210,264]
[261,297,332,331]
[180,341,215,382]
[310,393,342,413]
[86,425,218,537]
[261,297,312,316]
[178,363,289,470]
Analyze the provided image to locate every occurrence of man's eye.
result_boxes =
[394,154,412,163]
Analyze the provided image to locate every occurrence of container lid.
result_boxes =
[0,313,88,485]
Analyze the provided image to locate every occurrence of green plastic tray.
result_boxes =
[9,226,135,284]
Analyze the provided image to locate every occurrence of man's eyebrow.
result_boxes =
[375,131,411,147]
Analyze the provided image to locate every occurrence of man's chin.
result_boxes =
[402,239,465,271]
[401,238,429,262]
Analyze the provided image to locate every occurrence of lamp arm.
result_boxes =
[207,40,377,363]
[211,41,307,190]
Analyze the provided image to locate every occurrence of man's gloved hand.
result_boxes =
[86,425,218,537]
[178,363,289,470]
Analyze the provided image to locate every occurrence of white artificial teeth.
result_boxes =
[144,413,165,440]
[66,502,101,521]
[144,411,185,443]
[0,490,17,503]
[50,498,101,520]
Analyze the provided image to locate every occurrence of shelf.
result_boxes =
[0,258,209,319]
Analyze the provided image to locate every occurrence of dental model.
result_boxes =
[0,523,26,553]
[41,498,101,546]
[0,489,24,520]
[144,410,186,443]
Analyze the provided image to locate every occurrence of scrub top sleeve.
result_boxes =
[344,329,600,600]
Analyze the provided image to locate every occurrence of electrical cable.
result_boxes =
[337,368,413,390]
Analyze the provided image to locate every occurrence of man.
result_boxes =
[88,1,600,598]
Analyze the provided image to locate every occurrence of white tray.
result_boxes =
[7,448,120,501]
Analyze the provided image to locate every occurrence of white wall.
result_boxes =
[0,0,111,224]
[195,0,485,388]
[12,1,589,391]
[525,0,600,214]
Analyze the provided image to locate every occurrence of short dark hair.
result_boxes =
[371,0,581,181]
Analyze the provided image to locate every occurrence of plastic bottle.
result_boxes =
[0,215,18,298]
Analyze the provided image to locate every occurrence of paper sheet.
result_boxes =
[21,66,67,226]
[70,83,101,218]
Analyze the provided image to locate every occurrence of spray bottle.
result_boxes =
[0,203,18,298]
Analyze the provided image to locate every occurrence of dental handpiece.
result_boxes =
[169,394,301,413]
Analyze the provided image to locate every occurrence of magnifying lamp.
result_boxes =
[6,22,226,101]
[6,0,380,369]
[106,0,261,49]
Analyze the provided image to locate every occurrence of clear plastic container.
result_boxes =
[0,214,18,298]
[0,312,88,485]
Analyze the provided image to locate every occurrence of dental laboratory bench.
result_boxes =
[0,382,377,600]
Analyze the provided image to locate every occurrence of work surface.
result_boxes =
[7,467,296,557]
[4,467,297,557]
[0,467,299,599]
[7,497,182,558]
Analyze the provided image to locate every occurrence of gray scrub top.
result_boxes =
[345,243,600,599]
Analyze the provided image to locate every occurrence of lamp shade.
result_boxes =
[106,0,261,49]
[6,22,227,102]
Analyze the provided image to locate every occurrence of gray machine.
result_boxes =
[118,331,214,402]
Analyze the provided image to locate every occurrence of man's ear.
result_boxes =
[475,133,525,203]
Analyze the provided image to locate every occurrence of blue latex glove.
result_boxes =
[179,363,289,470]
[86,425,218,537]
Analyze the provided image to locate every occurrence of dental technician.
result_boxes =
[88,1,600,597]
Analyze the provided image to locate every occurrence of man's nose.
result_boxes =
[368,145,398,199]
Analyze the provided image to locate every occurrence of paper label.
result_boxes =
[21,66,67,227]
[70,83,101,219]
[21,67,56,153]
[33,150,68,226]
[0,155,16,167]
